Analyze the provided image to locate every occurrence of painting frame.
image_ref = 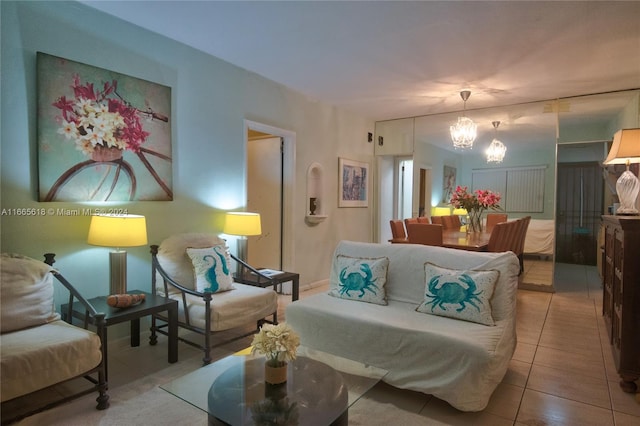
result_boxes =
[442,165,457,204]
[339,157,369,208]
[37,52,173,202]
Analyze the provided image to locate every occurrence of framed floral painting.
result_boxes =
[442,165,457,204]
[339,157,369,207]
[37,52,173,201]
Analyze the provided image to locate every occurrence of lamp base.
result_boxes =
[615,170,639,216]
[236,237,248,276]
[109,250,127,295]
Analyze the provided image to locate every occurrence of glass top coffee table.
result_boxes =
[162,348,386,425]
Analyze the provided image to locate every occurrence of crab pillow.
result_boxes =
[416,262,499,326]
[328,255,389,305]
[186,245,235,293]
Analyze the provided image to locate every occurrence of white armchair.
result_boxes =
[150,233,278,364]
[0,253,108,423]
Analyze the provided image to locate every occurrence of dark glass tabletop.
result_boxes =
[162,349,386,426]
[208,357,347,425]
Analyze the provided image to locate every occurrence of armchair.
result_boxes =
[150,233,278,365]
[1,253,108,423]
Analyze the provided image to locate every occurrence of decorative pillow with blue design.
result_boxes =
[416,263,499,326]
[186,245,235,293]
[329,255,389,305]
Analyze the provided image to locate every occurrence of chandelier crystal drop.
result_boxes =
[486,121,507,163]
[450,90,477,149]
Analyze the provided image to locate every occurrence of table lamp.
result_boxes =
[223,212,262,275]
[87,214,148,294]
[603,128,640,215]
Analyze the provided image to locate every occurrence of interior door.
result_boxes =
[555,162,603,265]
[247,136,283,269]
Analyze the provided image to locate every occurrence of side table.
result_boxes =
[61,290,178,381]
[234,270,300,301]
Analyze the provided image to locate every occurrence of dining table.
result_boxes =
[441,229,491,251]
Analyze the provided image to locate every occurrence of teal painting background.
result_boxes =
[37,52,172,201]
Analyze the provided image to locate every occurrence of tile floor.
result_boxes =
[6,263,640,425]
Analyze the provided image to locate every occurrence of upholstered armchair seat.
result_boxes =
[0,253,108,423]
[151,233,278,364]
[1,320,102,402]
[164,284,278,331]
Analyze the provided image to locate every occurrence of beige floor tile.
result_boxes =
[503,359,531,388]
[517,389,615,426]
[613,410,640,426]
[420,397,514,425]
[608,379,640,417]
[512,341,537,364]
[527,364,611,409]
[484,382,525,420]
[538,329,603,356]
[533,345,606,381]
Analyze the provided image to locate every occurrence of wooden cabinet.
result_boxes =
[374,118,414,156]
[602,215,640,392]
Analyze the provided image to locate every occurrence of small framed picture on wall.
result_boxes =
[442,165,457,204]
[339,157,369,208]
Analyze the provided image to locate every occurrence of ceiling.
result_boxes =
[82,1,640,151]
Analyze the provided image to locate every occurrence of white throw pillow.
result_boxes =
[416,262,499,326]
[329,255,389,305]
[0,253,60,333]
[186,245,235,293]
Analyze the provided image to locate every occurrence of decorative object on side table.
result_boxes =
[450,185,501,233]
[106,293,146,308]
[603,128,640,215]
[251,323,300,385]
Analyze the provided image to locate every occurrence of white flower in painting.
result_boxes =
[57,120,78,139]
[82,127,103,147]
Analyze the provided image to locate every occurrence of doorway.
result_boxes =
[555,161,604,265]
[244,120,296,272]
[247,132,283,269]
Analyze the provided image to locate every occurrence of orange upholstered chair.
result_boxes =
[486,213,508,232]
[417,216,430,224]
[404,217,419,230]
[441,215,461,230]
[406,223,443,246]
[431,216,443,225]
[389,220,409,243]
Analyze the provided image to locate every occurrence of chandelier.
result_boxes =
[450,90,477,149]
[486,121,507,163]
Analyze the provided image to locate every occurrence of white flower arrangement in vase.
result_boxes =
[251,322,300,368]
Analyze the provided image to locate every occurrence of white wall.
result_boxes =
[1,1,375,301]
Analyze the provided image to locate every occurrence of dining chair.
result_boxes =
[488,218,528,275]
[417,216,430,224]
[486,213,508,232]
[487,220,519,253]
[404,217,419,229]
[441,215,461,230]
[389,220,409,243]
[406,223,443,246]
[431,216,443,225]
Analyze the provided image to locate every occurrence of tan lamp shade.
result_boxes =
[603,129,640,165]
[87,214,148,247]
[223,212,262,236]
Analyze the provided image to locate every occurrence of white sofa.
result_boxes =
[285,241,520,412]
